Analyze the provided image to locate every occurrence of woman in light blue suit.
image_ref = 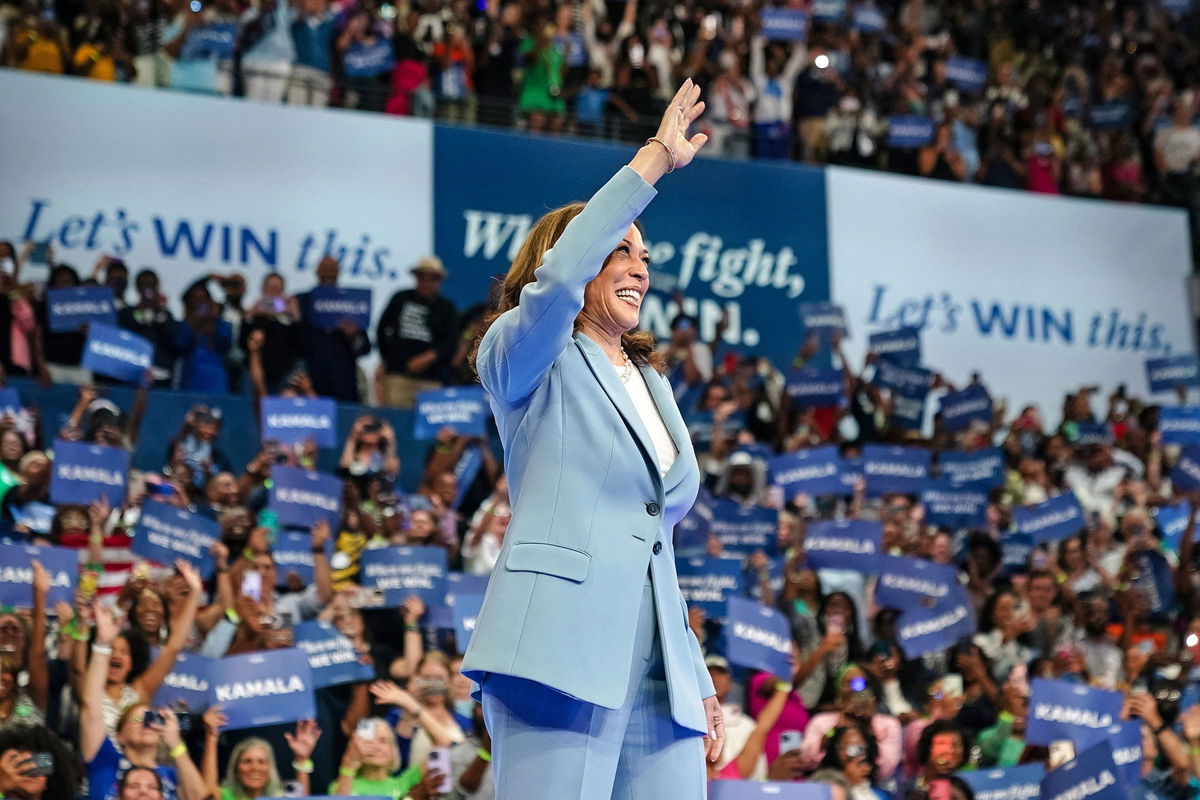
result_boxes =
[460,79,724,799]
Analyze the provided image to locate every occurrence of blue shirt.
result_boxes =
[291,12,335,72]
[88,737,179,800]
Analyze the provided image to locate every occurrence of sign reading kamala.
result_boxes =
[872,359,931,396]
[1170,445,1200,491]
[868,327,922,367]
[798,301,847,338]
[270,466,342,530]
[708,782,831,800]
[945,56,989,92]
[82,322,153,384]
[957,764,1044,800]
[724,596,792,680]
[890,389,928,432]
[1146,355,1200,394]
[1025,678,1124,746]
[293,620,375,688]
[709,498,778,555]
[896,583,975,658]
[1158,407,1200,445]
[1040,742,1122,800]
[1077,721,1142,786]
[272,532,333,586]
[829,168,1193,422]
[852,4,887,32]
[803,519,881,572]
[938,447,1005,489]
[784,368,844,407]
[309,286,372,332]
[876,555,960,611]
[675,557,743,619]
[0,542,77,608]
[50,439,129,506]
[938,384,992,432]
[261,395,337,447]
[207,649,316,730]
[433,125,830,376]
[414,387,488,439]
[921,478,988,529]
[769,446,844,497]
[46,286,116,331]
[863,445,931,495]
[887,117,934,149]
[359,545,449,607]
[1014,492,1085,544]
[131,500,219,578]
[760,7,808,40]
[153,651,214,711]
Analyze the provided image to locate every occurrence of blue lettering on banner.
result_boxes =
[939,384,993,432]
[872,359,931,396]
[261,395,337,447]
[921,478,988,529]
[804,519,881,572]
[887,117,934,149]
[293,620,375,688]
[310,286,372,332]
[785,367,844,407]
[760,8,808,40]
[939,447,1005,489]
[708,781,832,800]
[49,439,129,507]
[1146,355,1200,393]
[207,649,315,730]
[46,286,116,332]
[868,326,922,366]
[1155,502,1191,552]
[724,596,792,680]
[890,388,928,431]
[81,322,154,384]
[1039,741,1122,800]
[945,56,988,92]
[452,592,485,650]
[359,545,449,607]
[769,446,844,498]
[272,532,333,586]
[798,301,846,338]
[0,542,76,609]
[708,498,778,556]
[153,651,215,711]
[131,500,219,578]
[1171,445,1200,491]
[956,764,1044,800]
[414,386,488,438]
[1159,407,1200,445]
[811,0,846,21]
[876,555,960,611]
[269,466,342,530]
[342,39,394,77]
[675,556,743,619]
[863,444,931,495]
[896,583,975,657]
[1013,492,1085,544]
[852,5,887,32]
[1088,101,1134,130]
[1026,678,1124,746]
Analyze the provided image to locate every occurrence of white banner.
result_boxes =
[828,167,1195,418]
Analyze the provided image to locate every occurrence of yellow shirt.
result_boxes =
[74,44,117,80]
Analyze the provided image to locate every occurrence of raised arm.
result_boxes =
[133,560,202,702]
[26,561,50,711]
[82,600,119,762]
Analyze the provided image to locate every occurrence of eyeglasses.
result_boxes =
[1154,689,1182,703]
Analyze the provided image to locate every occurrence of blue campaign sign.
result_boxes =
[887,116,934,149]
[1160,0,1193,13]
[359,545,449,607]
[272,532,332,586]
[1001,530,1035,574]
[0,542,77,609]
[153,651,214,711]
[343,39,394,77]
[1074,421,1112,446]
[1156,502,1191,552]
[447,571,489,598]
[938,385,993,432]
[674,500,713,556]
[1040,742,1122,800]
[414,386,488,439]
[889,388,928,431]
[957,764,1044,800]
[945,56,989,92]
[131,500,219,578]
[876,555,960,611]
[852,4,887,32]
[675,556,743,619]
[868,326,922,366]
[863,444,930,496]
[269,466,342,530]
[0,388,19,417]
[785,367,844,407]
[769,446,844,498]
[207,649,316,730]
[872,359,931,396]
[46,286,116,332]
[1014,492,1085,544]
[1159,407,1200,445]
[1171,445,1200,491]
[760,7,808,40]
[81,322,153,384]
[183,22,235,59]
[804,519,881,572]
[261,396,337,447]
[921,478,988,529]
[896,583,975,658]
[811,0,846,21]
[709,782,831,800]
[309,286,372,332]
[452,592,485,650]
[724,596,792,680]
[49,439,129,506]
[1026,678,1123,746]
[939,447,1005,489]
[798,301,846,338]
[1104,721,1143,787]
[1088,101,1134,130]
[709,498,778,556]
[1146,355,1200,393]
[839,457,863,495]
[1130,549,1175,615]
[293,620,375,688]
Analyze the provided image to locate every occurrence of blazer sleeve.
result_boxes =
[476,166,657,404]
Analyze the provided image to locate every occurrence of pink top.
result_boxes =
[748,672,811,766]
[800,711,903,779]
[10,298,33,371]
[1026,156,1060,194]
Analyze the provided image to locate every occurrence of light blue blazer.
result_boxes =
[461,166,716,735]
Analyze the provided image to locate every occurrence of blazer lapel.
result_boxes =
[574,333,661,483]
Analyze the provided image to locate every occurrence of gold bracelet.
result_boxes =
[644,137,676,173]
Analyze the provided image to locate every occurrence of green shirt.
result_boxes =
[328,765,423,799]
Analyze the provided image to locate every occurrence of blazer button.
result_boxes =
[646,502,661,516]
[653,541,663,555]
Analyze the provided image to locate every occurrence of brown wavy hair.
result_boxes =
[468,202,665,379]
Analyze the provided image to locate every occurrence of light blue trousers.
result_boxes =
[480,574,707,799]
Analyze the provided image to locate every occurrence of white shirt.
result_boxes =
[612,362,677,477]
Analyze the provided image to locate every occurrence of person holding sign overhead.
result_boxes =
[461,79,720,799]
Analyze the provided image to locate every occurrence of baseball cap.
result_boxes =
[704,655,731,672]
[411,255,447,277]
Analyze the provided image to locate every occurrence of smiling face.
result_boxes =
[134,590,165,635]
[108,636,134,685]
[579,225,650,339]
[119,767,162,800]
[236,744,273,792]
